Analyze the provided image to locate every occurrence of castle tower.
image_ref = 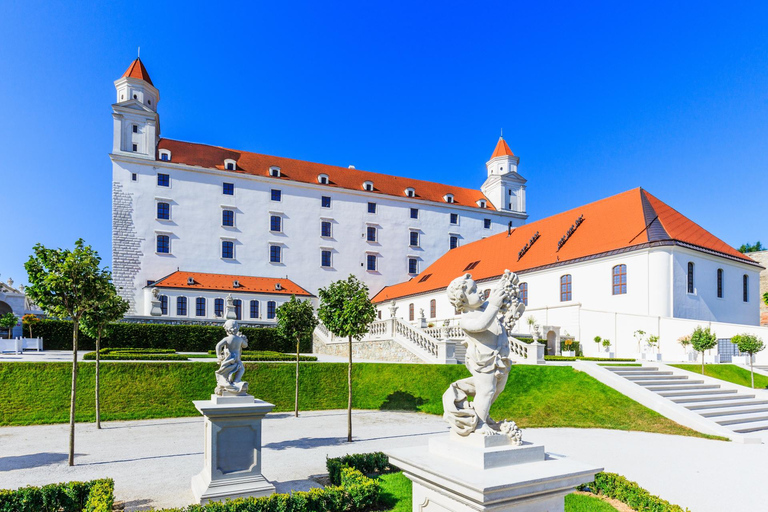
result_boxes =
[112,57,160,159]
[481,136,527,214]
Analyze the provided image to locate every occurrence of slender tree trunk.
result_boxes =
[701,351,704,375]
[348,335,352,443]
[750,354,755,389]
[69,320,79,466]
[96,327,102,429]
[294,337,300,417]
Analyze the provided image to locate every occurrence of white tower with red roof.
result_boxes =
[481,136,527,214]
[112,57,160,159]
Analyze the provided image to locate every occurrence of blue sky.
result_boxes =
[1,1,767,285]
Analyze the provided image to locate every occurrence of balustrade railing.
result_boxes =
[394,319,438,357]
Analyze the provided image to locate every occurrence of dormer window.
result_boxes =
[363,181,374,192]
[405,187,415,197]
[444,194,454,204]
[318,174,329,184]
[476,199,486,208]
[187,277,195,285]
[224,159,237,171]
[233,280,241,288]
[159,149,171,162]
[132,125,138,133]
[269,166,281,177]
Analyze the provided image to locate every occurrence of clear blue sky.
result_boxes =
[1,1,766,286]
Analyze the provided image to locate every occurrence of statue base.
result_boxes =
[387,433,601,512]
[191,394,276,504]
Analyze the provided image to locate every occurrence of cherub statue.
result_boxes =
[442,270,524,443]
[214,320,250,396]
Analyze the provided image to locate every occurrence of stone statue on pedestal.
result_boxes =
[442,269,524,443]
[215,320,249,396]
[150,288,162,316]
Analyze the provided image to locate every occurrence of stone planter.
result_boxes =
[644,353,662,361]
[731,355,752,365]
[562,350,576,357]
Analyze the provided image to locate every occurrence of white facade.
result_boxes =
[110,60,529,317]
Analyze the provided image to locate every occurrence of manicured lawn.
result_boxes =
[671,364,768,389]
[565,493,619,511]
[0,362,717,438]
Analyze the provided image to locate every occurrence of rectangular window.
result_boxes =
[131,173,137,181]
[368,202,376,214]
[450,236,458,250]
[267,301,276,319]
[270,215,282,232]
[408,258,418,274]
[450,213,458,225]
[321,196,331,208]
[560,275,572,302]
[160,295,168,315]
[519,282,528,306]
[250,300,259,318]
[132,143,138,152]
[410,208,419,219]
[133,125,138,133]
[717,269,724,298]
[196,297,206,317]
[410,231,419,247]
[271,189,281,201]
[366,226,377,242]
[222,240,234,259]
[366,254,377,271]
[157,173,169,187]
[223,183,234,195]
[176,296,187,316]
[214,298,224,317]
[484,218,491,229]
[743,275,749,302]
[156,234,170,254]
[321,250,332,268]
[157,202,170,220]
[160,153,169,161]
[222,209,234,227]
[270,245,282,263]
[321,221,332,237]
[234,299,242,320]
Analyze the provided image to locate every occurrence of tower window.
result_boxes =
[133,94,137,99]
[368,202,377,214]
[321,221,332,237]
[450,236,459,250]
[408,258,418,274]
[366,254,377,271]
[271,189,282,201]
[270,245,282,263]
[156,202,170,220]
[214,298,224,317]
[267,301,277,319]
[450,213,458,225]
[484,219,491,229]
[270,215,282,232]
[321,250,332,268]
[250,300,260,319]
[717,269,724,298]
[366,226,377,242]
[157,173,169,187]
[223,183,234,195]
[560,275,572,302]
[221,240,234,259]
[410,208,419,219]
[132,143,138,152]
[321,196,331,208]
[132,125,138,133]
[156,234,170,254]
[743,275,749,302]
[612,264,627,295]
[132,173,137,181]
[176,296,187,316]
[222,210,234,227]
[410,231,419,247]
[196,297,206,317]
[519,282,528,306]
[687,262,694,294]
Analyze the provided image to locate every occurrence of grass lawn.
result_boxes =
[671,364,768,389]
[379,473,617,511]
[0,362,716,438]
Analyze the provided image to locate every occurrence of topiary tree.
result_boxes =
[647,335,659,354]
[593,335,602,353]
[731,334,765,389]
[690,326,717,375]
[0,312,17,340]
[317,275,376,442]
[25,239,111,465]
[633,329,646,353]
[80,284,129,429]
[22,313,40,338]
[276,295,318,418]
[601,338,612,352]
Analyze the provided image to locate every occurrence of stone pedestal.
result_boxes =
[191,395,276,504]
[387,433,601,512]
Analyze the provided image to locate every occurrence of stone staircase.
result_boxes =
[604,366,768,435]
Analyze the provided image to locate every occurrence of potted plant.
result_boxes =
[633,329,646,360]
[562,338,575,357]
[645,335,661,361]
[678,334,696,361]
[601,338,614,358]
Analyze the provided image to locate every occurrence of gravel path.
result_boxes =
[1,410,766,511]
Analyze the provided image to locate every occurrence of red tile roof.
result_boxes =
[157,139,496,210]
[121,58,154,86]
[150,271,313,296]
[372,188,756,303]
[490,137,515,159]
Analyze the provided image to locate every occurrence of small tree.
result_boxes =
[276,295,318,418]
[22,314,40,338]
[80,284,129,429]
[317,275,376,442]
[634,329,646,353]
[601,338,611,352]
[690,326,717,375]
[0,312,17,340]
[593,335,602,353]
[25,239,110,466]
[526,316,536,334]
[647,335,660,354]
[731,334,765,389]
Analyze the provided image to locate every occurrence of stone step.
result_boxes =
[623,374,683,381]
[715,411,768,426]
[607,367,655,372]
[645,383,715,392]
[668,390,740,403]
[635,379,699,387]
[684,397,763,410]
[730,419,768,433]
[657,388,732,398]
[698,404,768,418]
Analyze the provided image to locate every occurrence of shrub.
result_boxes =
[579,472,689,512]
[83,479,114,512]
[326,452,397,485]
[206,350,317,362]
[0,478,113,512]
[545,356,636,362]
[83,352,190,361]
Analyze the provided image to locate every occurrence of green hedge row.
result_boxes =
[0,478,113,512]
[206,350,317,362]
[156,467,378,512]
[545,356,636,362]
[83,352,190,361]
[326,452,396,485]
[579,472,689,512]
[35,319,306,353]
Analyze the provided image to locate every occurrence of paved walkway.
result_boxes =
[1,411,766,511]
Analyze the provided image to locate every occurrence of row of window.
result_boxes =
[159,296,278,320]
[689,263,750,302]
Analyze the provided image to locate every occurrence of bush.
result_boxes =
[83,352,190,361]
[578,472,689,511]
[560,340,582,355]
[0,479,113,512]
[545,356,636,362]
[207,350,317,362]
[35,319,301,352]
[326,452,397,485]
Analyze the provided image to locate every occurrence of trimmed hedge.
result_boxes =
[207,350,317,362]
[326,452,397,485]
[83,352,190,361]
[0,478,114,512]
[579,472,689,512]
[35,319,303,353]
[545,356,636,362]
[155,467,378,512]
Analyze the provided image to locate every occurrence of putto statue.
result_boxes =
[442,270,525,443]
[215,320,250,396]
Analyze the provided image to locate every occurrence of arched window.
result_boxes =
[717,269,724,298]
[250,300,259,319]
[743,275,749,302]
[409,303,415,321]
[430,299,436,318]
[176,296,187,316]
[363,181,374,191]
[214,298,224,317]
[267,301,277,319]
[560,275,572,302]
[519,282,528,306]
[612,264,627,295]
[687,262,694,294]
[233,299,242,320]
[160,295,168,315]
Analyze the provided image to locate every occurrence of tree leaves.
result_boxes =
[317,275,376,340]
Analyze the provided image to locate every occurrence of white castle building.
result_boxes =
[110,58,529,322]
